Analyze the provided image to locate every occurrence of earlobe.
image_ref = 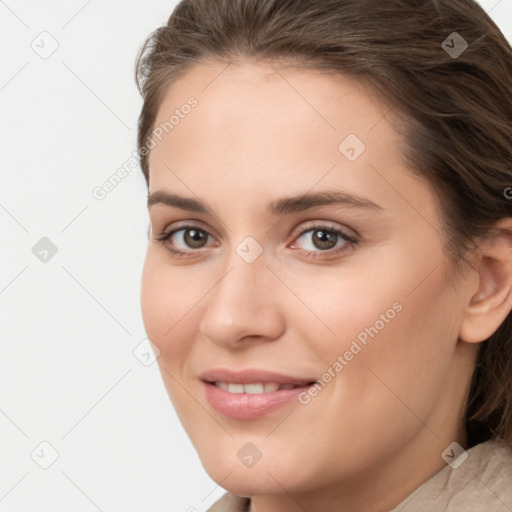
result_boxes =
[459,219,512,344]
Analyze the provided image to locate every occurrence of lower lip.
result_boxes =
[202,381,315,420]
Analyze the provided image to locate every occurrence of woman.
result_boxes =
[134,0,512,510]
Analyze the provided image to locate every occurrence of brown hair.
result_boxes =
[134,0,512,447]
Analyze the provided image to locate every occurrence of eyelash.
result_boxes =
[154,223,359,261]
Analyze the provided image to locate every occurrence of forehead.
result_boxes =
[146,59,417,206]
[151,60,400,157]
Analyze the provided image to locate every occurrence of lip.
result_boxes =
[199,368,317,386]
[200,368,318,420]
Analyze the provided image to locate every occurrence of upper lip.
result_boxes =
[199,368,317,386]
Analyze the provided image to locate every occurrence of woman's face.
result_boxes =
[141,60,479,501]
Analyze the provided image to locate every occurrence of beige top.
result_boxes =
[206,438,512,511]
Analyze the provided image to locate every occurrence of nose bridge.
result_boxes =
[198,239,284,345]
[210,241,269,318]
[213,231,269,303]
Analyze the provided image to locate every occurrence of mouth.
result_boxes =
[199,368,318,419]
[206,381,317,394]
[201,376,318,420]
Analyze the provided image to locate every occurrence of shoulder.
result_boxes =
[391,438,512,511]
[206,491,251,512]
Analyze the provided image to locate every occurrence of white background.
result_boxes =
[1,1,511,510]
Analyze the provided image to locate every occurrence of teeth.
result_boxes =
[264,383,280,393]
[227,383,245,393]
[214,382,297,393]
[244,383,265,394]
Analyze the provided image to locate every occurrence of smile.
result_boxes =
[203,380,317,420]
[212,381,309,393]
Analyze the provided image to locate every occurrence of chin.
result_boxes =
[199,449,318,497]
[207,469,289,497]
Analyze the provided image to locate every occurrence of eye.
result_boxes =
[154,225,216,258]
[153,222,358,260]
[290,224,358,259]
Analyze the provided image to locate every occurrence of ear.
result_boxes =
[459,219,512,343]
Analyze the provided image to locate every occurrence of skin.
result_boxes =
[140,59,512,512]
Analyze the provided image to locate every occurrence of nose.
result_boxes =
[198,248,285,349]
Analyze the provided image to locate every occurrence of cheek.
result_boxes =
[280,261,460,473]
[140,254,203,423]
[351,268,457,419]
[291,245,460,411]
[140,256,166,343]
[140,252,199,362]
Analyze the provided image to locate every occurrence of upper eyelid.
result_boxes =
[150,208,361,237]
[155,219,216,237]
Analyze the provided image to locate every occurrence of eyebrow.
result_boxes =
[147,190,383,216]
